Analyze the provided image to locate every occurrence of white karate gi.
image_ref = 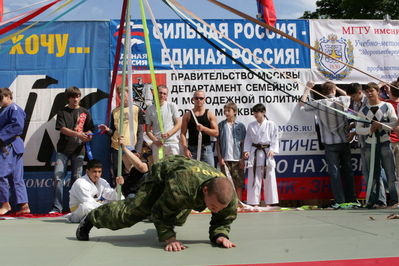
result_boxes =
[65,174,118,223]
[244,119,279,205]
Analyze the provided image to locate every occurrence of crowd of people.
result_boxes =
[2,79,399,251]
[300,79,399,209]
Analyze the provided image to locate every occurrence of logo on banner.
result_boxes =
[314,34,354,80]
[114,22,148,69]
[9,75,108,170]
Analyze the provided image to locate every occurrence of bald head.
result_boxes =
[205,177,234,205]
[193,90,205,98]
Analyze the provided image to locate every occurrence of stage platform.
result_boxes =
[1,209,399,266]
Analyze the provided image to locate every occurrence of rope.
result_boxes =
[206,0,399,92]
[139,0,164,160]
[164,0,372,125]
[3,0,54,15]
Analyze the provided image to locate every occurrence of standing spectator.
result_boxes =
[145,85,181,162]
[98,86,144,181]
[216,102,246,201]
[346,83,369,180]
[180,90,218,166]
[300,81,357,209]
[49,86,94,214]
[385,81,399,180]
[243,103,279,207]
[356,82,398,208]
[0,88,30,215]
[66,159,124,223]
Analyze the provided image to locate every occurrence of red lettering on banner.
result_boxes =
[242,176,365,201]
[342,26,370,35]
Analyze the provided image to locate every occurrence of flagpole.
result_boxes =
[117,0,131,200]
[106,0,128,126]
[139,0,164,160]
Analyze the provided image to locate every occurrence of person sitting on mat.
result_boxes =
[65,159,124,223]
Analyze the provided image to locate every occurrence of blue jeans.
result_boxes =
[189,144,215,167]
[51,152,84,212]
[365,141,399,205]
[324,143,356,204]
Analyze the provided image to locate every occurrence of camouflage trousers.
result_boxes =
[88,180,162,230]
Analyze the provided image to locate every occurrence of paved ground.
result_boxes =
[1,209,399,266]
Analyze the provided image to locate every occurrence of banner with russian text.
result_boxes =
[0,21,111,213]
[310,20,399,83]
[110,18,365,203]
[110,19,310,70]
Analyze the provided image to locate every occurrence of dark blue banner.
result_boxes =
[110,19,310,70]
[0,21,111,213]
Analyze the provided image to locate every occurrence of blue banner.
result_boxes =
[0,21,111,213]
[110,19,310,70]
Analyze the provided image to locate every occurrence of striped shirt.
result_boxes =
[303,96,351,145]
[356,101,398,144]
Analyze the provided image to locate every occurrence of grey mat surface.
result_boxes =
[1,209,398,266]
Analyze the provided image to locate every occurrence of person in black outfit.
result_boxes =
[49,86,94,213]
[180,90,218,166]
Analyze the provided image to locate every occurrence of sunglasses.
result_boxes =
[194,97,205,101]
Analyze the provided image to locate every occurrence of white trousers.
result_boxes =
[151,143,180,162]
[65,201,101,223]
[247,165,279,205]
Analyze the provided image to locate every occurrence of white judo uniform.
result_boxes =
[244,119,279,205]
[66,174,118,223]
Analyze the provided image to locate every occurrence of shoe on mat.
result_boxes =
[76,216,93,241]
[339,203,353,209]
[349,201,362,208]
[48,209,61,214]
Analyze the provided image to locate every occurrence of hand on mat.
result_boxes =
[164,237,186,252]
[216,236,236,248]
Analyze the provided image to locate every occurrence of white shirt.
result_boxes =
[224,122,237,161]
[69,174,118,208]
[145,101,180,144]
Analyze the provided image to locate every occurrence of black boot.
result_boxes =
[76,216,93,241]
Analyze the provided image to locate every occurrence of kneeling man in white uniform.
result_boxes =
[66,159,124,223]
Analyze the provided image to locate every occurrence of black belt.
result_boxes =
[251,143,270,187]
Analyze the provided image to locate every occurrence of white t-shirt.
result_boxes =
[145,101,180,144]
[224,122,238,161]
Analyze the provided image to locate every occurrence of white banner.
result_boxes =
[310,19,399,83]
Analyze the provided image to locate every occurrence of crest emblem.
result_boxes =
[114,22,147,69]
[315,34,354,80]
